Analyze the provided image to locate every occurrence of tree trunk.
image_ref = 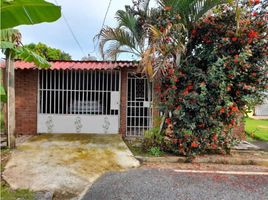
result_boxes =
[6,52,16,148]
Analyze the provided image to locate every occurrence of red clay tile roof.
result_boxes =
[1,60,138,70]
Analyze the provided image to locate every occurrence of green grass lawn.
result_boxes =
[245,118,268,141]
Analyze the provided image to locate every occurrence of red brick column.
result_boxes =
[119,69,127,136]
[15,69,38,135]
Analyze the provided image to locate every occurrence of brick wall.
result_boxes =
[15,69,38,135]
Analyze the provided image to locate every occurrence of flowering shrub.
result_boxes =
[158,1,268,156]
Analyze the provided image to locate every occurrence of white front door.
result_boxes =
[37,70,120,134]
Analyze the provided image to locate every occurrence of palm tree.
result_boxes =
[97,0,153,60]
[98,0,233,132]
[98,0,232,78]
[1,0,61,148]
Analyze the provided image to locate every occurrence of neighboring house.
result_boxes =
[255,94,268,116]
[1,60,244,139]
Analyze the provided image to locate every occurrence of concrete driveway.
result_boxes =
[3,134,139,199]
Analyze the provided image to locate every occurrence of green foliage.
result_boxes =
[1,0,61,29]
[158,1,267,156]
[1,29,51,68]
[148,146,163,157]
[245,118,268,141]
[24,42,71,61]
[159,0,232,29]
[0,183,34,200]
[142,127,165,150]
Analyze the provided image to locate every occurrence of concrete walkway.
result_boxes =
[3,134,139,199]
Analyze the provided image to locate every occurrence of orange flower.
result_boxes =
[230,106,239,112]
[220,108,225,113]
[191,142,199,148]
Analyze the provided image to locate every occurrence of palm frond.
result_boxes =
[115,10,137,33]
[105,41,139,60]
[98,26,141,60]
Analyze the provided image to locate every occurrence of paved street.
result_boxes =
[81,168,268,200]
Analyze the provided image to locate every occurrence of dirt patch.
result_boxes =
[3,134,139,199]
[257,125,268,129]
[142,162,268,172]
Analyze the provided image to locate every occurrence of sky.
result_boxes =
[17,0,135,60]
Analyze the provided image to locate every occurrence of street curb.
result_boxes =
[135,155,268,167]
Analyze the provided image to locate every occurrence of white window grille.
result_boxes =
[126,73,153,137]
[37,69,120,134]
[39,70,120,115]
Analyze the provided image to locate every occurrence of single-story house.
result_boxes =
[2,60,154,137]
[2,60,244,139]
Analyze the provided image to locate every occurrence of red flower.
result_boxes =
[168,68,175,75]
[231,37,238,42]
[212,134,217,141]
[191,29,197,37]
[165,118,171,125]
[220,108,225,113]
[211,144,217,149]
[186,84,193,91]
[250,0,260,4]
[252,11,257,17]
[234,54,239,63]
[230,105,239,112]
[173,77,179,82]
[182,89,189,95]
[172,85,177,89]
[248,30,258,39]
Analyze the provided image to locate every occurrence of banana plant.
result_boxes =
[1,0,61,29]
[0,0,61,148]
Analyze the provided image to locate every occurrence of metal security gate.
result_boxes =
[37,69,120,134]
[126,73,152,137]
